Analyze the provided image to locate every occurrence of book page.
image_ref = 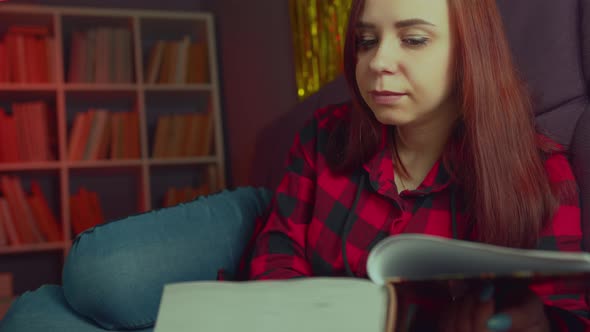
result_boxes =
[367,234,590,285]
[155,278,389,332]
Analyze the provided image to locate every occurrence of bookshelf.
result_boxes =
[0,4,226,296]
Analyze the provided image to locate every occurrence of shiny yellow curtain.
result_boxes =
[290,0,352,100]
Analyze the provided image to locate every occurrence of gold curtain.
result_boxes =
[289,0,352,100]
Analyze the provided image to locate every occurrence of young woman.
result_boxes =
[244,0,590,330]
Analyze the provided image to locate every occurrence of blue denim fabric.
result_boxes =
[0,187,272,331]
[0,285,153,332]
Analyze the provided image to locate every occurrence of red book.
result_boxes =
[0,42,8,83]
[0,198,19,245]
[0,110,20,162]
[0,176,36,244]
[28,181,62,242]
[9,177,45,243]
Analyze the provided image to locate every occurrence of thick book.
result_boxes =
[154,234,590,332]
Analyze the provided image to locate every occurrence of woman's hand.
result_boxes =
[439,284,550,332]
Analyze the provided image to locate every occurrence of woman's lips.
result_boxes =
[370,91,407,105]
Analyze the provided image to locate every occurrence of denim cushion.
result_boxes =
[61,187,272,330]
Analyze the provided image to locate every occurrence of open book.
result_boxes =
[154,234,590,332]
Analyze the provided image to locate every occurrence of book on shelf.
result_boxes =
[0,102,55,163]
[67,26,133,84]
[155,234,590,332]
[145,35,209,84]
[70,187,105,236]
[0,25,55,84]
[0,176,62,246]
[67,109,140,161]
[163,183,211,208]
[0,272,13,320]
[152,109,214,159]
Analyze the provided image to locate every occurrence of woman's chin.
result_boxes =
[373,110,413,127]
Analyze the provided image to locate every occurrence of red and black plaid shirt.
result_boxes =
[245,102,590,330]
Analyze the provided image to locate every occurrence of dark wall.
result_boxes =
[204,0,299,187]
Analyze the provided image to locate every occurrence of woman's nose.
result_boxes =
[369,40,400,74]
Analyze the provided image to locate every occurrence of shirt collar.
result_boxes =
[362,125,452,199]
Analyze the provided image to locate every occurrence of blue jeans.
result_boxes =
[0,187,272,332]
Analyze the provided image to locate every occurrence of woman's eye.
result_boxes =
[402,37,429,48]
[356,36,378,50]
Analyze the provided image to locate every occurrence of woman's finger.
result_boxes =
[493,290,549,332]
[473,283,496,331]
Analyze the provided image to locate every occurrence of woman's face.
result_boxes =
[355,0,457,128]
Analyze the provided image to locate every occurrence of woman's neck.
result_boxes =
[394,110,459,184]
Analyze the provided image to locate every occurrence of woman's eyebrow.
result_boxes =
[356,18,436,29]
[394,18,436,28]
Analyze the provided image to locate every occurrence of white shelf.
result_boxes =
[64,84,138,92]
[149,156,217,166]
[0,242,67,255]
[0,3,227,270]
[0,84,58,91]
[66,160,144,169]
[143,84,212,91]
[0,161,61,171]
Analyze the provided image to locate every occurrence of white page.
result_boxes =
[368,234,590,285]
[155,278,389,332]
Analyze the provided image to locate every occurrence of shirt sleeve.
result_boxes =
[247,115,320,280]
[533,152,590,330]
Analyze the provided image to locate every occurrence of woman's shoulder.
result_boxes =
[536,133,575,183]
[298,101,354,138]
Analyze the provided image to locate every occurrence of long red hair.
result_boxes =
[328,0,564,248]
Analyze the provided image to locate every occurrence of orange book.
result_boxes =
[70,188,95,235]
[24,102,45,161]
[168,114,187,158]
[145,40,165,84]
[0,42,8,82]
[0,202,7,246]
[152,115,172,158]
[125,112,141,159]
[0,176,36,244]
[36,37,49,83]
[28,181,62,242]
[24,36,40,83]
[0,198,19,245]
[196,111,214,156]
[0,111,20,162]
[10,177,45,243]
[12,103,31,161]
[84,109,109,160]
[69,111,94,161]
[46,37,56,83]
[188,41,209,84]
[184,113,202,157]
[95,112,112,160]
[67,112,85,161]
